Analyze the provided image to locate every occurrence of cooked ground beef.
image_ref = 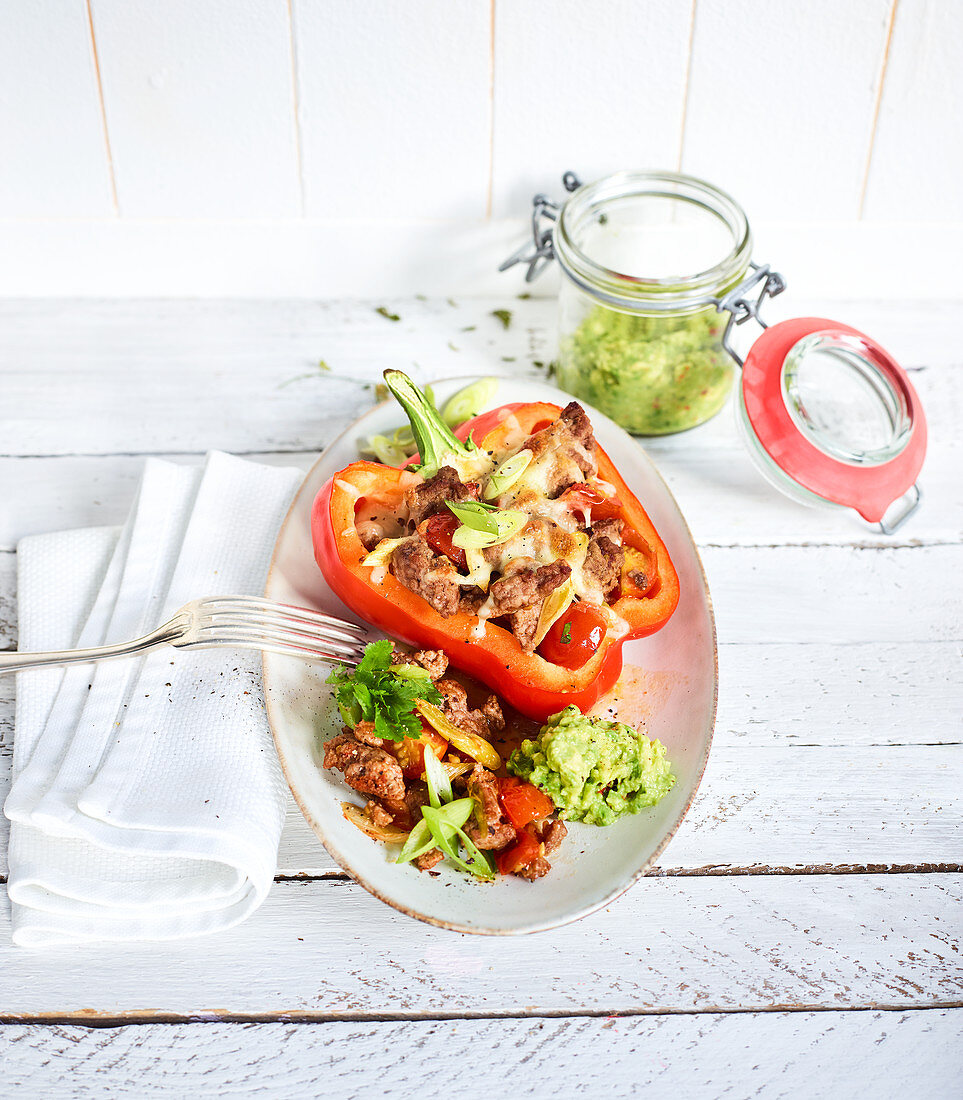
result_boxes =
[517,855,552,882]
[559,401,596,462]
[532,818,568,856]
[405,466,480,528]
[583,534,624,599]
[480,694,506,733]
[591,517,623,545]
[515,819,568,880]
[414,849,445,871]
[391,645,449,681]
[391,536,461,618]
[523,401,599,498]
[464,765,516,851]
[352,721,384,747]
[405,781,430,820]
[365,800,393,827]
[359,527,384,552]
[509,604,542,652]
[436,679,503,739]
[323,734,406,808]
[489,560,571,617]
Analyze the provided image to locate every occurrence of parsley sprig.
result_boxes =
[326,639,441,742]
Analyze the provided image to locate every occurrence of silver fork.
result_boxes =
[0,595,369,674]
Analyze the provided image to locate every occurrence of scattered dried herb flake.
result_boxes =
[492,309,513,330]
[376,306,401,322]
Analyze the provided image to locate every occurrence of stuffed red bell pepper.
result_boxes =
[311,371,679,721]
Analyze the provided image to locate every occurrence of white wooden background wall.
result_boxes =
[0,0,961,298]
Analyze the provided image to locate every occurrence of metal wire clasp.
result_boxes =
[713,263,787,367]
[499,172,583,282]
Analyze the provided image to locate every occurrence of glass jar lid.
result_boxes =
[740,318,927,528]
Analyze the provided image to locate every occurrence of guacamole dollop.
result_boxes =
[556,303,732,435]
[507,706,675,826]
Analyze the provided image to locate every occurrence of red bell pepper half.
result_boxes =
[311,379,679,721]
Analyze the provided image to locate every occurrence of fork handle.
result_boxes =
[0,620,183,674]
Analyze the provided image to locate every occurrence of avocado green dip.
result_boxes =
[507,706,675,827]
[556,302,732,435]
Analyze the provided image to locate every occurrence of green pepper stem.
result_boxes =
[383,370,482,478]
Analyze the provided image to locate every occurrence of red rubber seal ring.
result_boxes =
[741,317,927,523]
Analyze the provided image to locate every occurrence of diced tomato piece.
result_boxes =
[497,776,522,796]
[496,829,542,875]
[389,727,449,779]
[538,602,606,670]
[499,782,555,830]
[422,512,468,571]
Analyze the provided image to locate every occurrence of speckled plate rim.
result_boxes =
[263,375,718,935]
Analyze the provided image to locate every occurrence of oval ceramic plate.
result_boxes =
[263,376,717,934]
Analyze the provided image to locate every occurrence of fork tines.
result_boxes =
[191,596,368,664]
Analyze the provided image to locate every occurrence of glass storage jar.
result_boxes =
[501,169,927,533]
[505,170,753,435]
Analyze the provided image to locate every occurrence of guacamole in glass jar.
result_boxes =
[556,302,733,435]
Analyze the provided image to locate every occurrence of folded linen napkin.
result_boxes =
[4,451,302,946]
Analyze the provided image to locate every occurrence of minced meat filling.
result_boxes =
[382,402,627,650]
[325,648,567,880]
[405,465,479,529]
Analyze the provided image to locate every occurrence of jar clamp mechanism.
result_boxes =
[498,172,582,283]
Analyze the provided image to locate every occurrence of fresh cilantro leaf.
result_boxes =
[560,621,572,644]
[326,640,441,742]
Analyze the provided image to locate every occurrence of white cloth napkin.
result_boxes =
[4,451,302,946]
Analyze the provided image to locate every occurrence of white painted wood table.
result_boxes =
[1,298,960,1097]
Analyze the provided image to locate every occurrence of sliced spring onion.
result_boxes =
[420,803,493,879]
[532,576,577,649]
[395,818,436,864]
[392,425,415,450]
[483,449,532,500]
[441,378,499,429]
[362,536,412,568]
[450,523,525,551]
[416,700,502,771]
[451,824,497,880]
[446,501,528,550]
[342,802,410,845]
[445,499,500,533]
[362,434,410,467]
[424,745,453,808]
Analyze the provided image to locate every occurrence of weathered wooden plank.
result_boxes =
[0,298,959,458]
[3,1010,961,1098]
[702,545,962,645]
[268,744,963,877]
[0,874,959,1017]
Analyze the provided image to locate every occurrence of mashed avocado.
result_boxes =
[556,303,732,435]
[507,706,675,826]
